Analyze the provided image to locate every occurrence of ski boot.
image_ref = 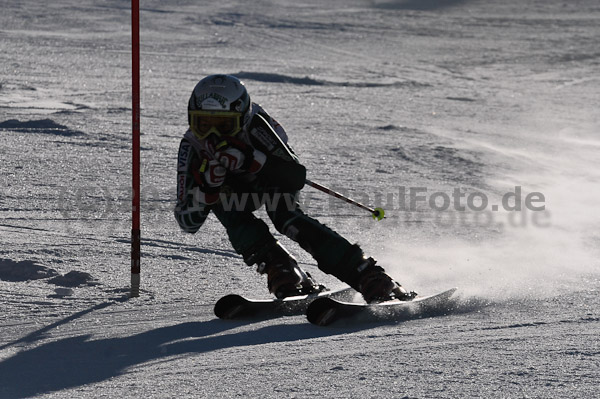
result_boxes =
[355,257,417,304]
[256,242,325,299]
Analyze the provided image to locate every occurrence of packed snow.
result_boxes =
[1,0,599,397]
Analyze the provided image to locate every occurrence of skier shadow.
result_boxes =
[0,303,357,398]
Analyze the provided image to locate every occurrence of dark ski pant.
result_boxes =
[212,189,365,287]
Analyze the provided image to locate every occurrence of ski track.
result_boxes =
[1,0,599,398]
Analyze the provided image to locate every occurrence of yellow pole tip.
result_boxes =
[372,208,385,221]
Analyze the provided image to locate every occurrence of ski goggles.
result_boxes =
[189,110,242,140]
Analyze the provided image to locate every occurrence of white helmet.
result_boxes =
[188,74,251,139]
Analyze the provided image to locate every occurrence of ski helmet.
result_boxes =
[188,74,251,140]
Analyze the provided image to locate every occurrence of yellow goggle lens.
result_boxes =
[189,110,242,139]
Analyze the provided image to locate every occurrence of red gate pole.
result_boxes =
[130,0,141,297]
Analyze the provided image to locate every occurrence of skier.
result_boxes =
[174,74,414,303]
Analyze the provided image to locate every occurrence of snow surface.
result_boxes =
[1,0,599,397]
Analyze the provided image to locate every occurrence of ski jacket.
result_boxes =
[174,103,306,233]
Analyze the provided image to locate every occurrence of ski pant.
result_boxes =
[212,188,366,287]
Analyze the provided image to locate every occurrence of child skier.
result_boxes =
[174,74,414,303]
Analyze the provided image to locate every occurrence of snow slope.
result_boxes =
[1,0,599,397]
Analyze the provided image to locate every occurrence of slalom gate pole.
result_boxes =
[130,0,141,297]
[305,179,385,221]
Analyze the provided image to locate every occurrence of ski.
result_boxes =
[214,286,355,320]
[306,288,458,326]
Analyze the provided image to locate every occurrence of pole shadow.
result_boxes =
[374,0,470,10]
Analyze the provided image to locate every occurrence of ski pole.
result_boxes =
[305,179,385,221]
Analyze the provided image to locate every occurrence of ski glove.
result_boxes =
[190,157,226,205]
[213,137,266,173]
